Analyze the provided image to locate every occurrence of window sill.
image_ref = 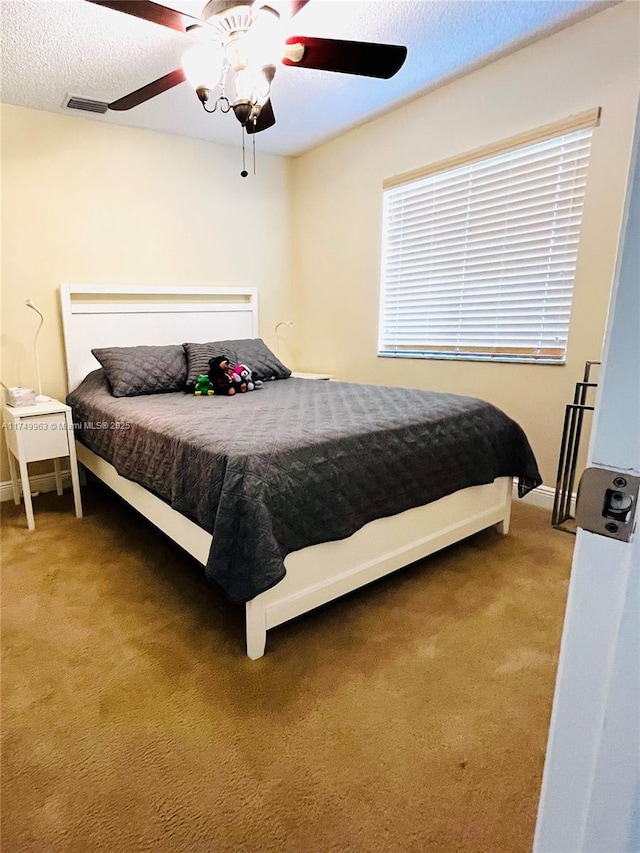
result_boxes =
[377,352,566,365]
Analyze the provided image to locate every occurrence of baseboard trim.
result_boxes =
[1,469,72,502]
[514,481,576,515]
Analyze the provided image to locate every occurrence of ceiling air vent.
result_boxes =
[63,95,109,114]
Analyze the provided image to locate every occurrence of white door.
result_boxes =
[533,103,640,852]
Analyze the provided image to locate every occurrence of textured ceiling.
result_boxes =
[1,0,615,156]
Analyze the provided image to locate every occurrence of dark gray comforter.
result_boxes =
[67,371,541,602]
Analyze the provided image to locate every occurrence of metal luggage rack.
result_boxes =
[552,360,601,534]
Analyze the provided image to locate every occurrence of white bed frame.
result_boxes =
[60,284,512,659]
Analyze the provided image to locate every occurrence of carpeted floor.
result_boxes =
[1,484,573,853]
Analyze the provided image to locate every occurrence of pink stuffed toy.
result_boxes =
[231,363,262,392]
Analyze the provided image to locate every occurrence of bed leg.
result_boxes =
[495,477,513,535]
[496,516,510,535]
[245,599,267,660]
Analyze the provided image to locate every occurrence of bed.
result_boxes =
[61,284,541,659]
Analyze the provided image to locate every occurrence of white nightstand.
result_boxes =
[291,372,333,380]
[3,399,83,530]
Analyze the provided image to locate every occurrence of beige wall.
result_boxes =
[289,2,640,486]
[0,105,291,480]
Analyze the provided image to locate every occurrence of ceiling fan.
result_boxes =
[87,1,408,137]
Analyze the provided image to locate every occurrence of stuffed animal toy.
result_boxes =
[194,374,214,396]
[230,366,248,393]
[231,363,262,392]
[207,356,236,396]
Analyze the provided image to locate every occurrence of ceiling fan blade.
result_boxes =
[109,68,186,111]
[289,1,311,17]
[246,99,276,134]
[283,36,407,79]
[86,0,202,33]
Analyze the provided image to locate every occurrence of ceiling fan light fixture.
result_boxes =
[245,6,285,67]
[234,65,272,105]
[224,32,251,72]
[231,99,254,127]
[182,44,224,91]
[195,86,211,105]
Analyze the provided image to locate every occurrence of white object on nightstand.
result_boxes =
[2,399,83,530]
[291,372,333,380]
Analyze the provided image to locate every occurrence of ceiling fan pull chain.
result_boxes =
[241,125,248,178]
[252,128,256,176]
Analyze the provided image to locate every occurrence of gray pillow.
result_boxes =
[183,339,291,386]
[92,345,187,397]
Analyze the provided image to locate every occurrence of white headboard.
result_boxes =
[60,284,259,391]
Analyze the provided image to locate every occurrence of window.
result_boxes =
[378,111,598,364]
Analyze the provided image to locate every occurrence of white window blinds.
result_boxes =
[379,122,595,363]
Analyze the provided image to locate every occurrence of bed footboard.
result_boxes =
[245,477,512,659]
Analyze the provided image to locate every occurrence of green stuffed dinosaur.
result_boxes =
[194,374,215,396]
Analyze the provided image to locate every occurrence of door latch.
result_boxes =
[575,467,639,542]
